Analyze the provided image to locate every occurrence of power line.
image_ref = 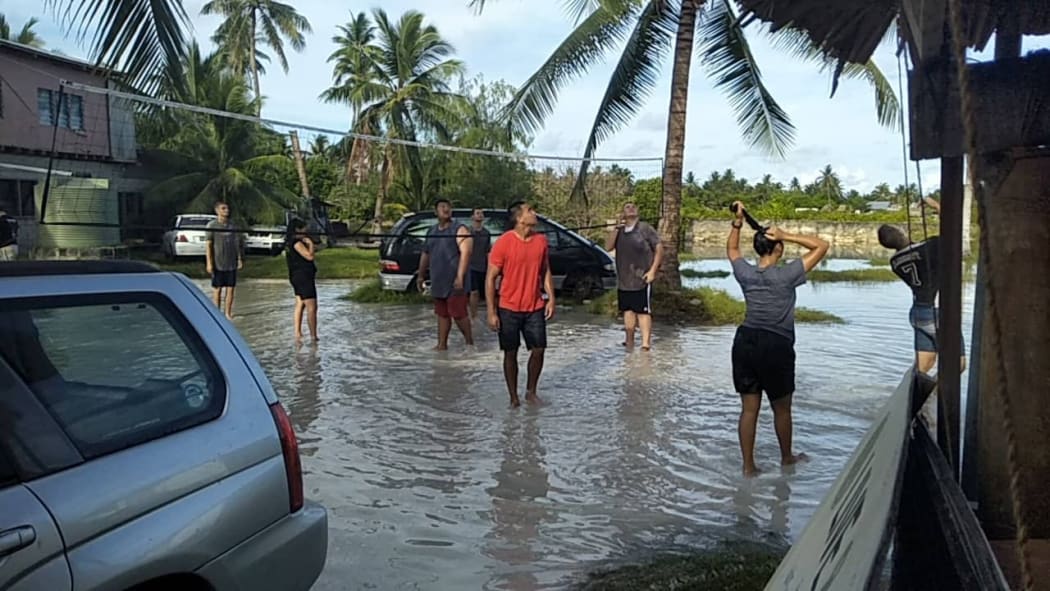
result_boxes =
[0,53,662,165]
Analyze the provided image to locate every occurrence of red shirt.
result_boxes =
[489,230,549,312]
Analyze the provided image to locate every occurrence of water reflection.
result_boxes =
[483,408,553,590]
[193,261,977,589]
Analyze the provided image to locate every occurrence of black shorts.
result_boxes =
[470,269,486,293]
[211,269,237,288]
[731,325,795,401]
[498,308,547,351]
[618,286,653,314]
[290,272,317,300]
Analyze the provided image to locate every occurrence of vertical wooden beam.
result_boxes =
[937,156,964,479]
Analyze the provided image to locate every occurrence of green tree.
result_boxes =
[470,0,899,289]
[321,9,465,235]
[140,43,297,224]
[201,0,312,115]
[43,0,189,89]
[0,14,44,47]
[816,164,843,206]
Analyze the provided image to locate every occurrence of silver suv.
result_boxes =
[0,261,327,591]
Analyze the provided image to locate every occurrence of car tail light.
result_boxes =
[380,259,400,272]
[270,402,304,513]
[176,233,189,243]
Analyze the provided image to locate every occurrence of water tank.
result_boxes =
[34,177,119,248]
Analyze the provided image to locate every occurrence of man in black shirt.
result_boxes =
[877,197,966,374]
[0,208,18,261]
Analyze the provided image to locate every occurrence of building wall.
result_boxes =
[0,48,115,159]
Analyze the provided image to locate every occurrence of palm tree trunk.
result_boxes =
[371,148,391,239]
[656,0,702,290]
[250,9,262,116]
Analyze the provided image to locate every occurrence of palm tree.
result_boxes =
[142,43,297,224]
[0,14,45,48]
[43,0,188,90]
[320,9,465,236]
[471,0,899,288]
[309,135,331,159]
[201,0,312,115]
[816,164,843,207]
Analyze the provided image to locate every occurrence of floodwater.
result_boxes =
[205,257,977,590]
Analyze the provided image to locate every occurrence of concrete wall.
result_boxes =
[689,219,909,259]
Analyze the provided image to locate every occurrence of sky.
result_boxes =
[7,1,1049,192]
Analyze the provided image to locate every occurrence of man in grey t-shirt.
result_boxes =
[205,201,244,320]
[727,200,828,477]
[467,207,491,321]
[605,202,663,350]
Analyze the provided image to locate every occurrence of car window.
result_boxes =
[0,449,15,487]
[403,218,439,239]
[535,220,564,249]
[0,294,225,460]
[179,216,214,229]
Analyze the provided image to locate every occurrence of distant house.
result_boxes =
[867,201,902,212]
[0,39,150,253]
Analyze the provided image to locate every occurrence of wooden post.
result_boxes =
[289,131,311,199]
[937,155,964,479]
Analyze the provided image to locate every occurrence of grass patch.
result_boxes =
[808,268,899,283]
[137,246,379,280]
[681,268,730,279]
[866,256,892,266]
[343,278,430,305]
[575,542,784,591]
[586,286,842,325]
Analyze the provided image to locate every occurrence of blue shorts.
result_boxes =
[910,304,965,354]
[470,269,486,293]
[211,269,237,288]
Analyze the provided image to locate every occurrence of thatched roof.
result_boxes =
[736,0,1050,65]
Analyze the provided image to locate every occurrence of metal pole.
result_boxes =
[937,155,965,480]
[39,85,66,223]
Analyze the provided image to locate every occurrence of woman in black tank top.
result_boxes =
[286,219,318,342]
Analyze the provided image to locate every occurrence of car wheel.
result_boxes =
[567,272,601,301]
[405,274,420,294]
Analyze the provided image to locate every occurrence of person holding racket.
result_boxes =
[727,200,828,477]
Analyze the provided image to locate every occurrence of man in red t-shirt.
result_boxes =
[486,202,555,407]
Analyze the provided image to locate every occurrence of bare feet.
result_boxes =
[743,465,763,478]
[525,391,542,405]
[782,452,809,466]
[295,334,303,344]
[225,313,235,321]
[434,344,448,351]
[509,395,521,408]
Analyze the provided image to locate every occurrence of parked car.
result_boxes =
[246,225,287,255]
[161,214,217,260]
[0,260,328,591]
[379,208,617,298]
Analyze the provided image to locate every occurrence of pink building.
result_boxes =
[0,39,146,251]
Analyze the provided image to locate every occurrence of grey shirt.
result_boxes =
[469,225,491,272]
[614,221,660,291]
[206,220,243,272]
[424,222,469,299]
[732,258,807,342]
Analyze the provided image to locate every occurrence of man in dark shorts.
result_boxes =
[605,202,663,350]
[727,201,828,477]
[877,196,966,374]
[419,199,474,350]
[468,207,491,321]
[486,201,555,407]
[205,201,244,320]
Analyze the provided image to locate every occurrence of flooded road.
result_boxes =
[208,258,976,590]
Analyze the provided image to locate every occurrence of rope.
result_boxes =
[895,45,915,243]
[945,1,1034,589]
